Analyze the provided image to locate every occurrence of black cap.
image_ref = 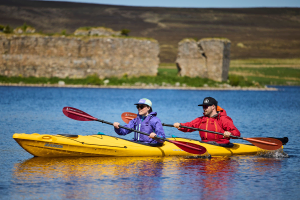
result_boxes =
[198,97,218,107]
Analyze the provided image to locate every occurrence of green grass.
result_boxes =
[242,76,300,86]
[103,69,222,87]
[0,75,102,85]
[159,63,176,68]
[158,68,178,76]
[0,68,256,88]
[227,75,256,87]
[230,67,300,79]
[3,59,299,87]
[231,58,300,66]
[229,58,300,85]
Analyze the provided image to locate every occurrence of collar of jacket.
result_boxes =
[202,111,220,119]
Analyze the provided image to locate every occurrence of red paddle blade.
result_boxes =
[170,140,207,155]
[121,112,137,123]
[245,137,282,150]
[63,107,97,121]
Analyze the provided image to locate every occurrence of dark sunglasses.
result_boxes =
[203,105,211,109]
[136,105,147,109]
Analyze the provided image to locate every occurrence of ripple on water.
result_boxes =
[256,149,289,158]
[2,86,300,199]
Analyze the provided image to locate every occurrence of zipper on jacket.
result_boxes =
[137,124,141,141]
[205,118,209,139]
[136,116,145,141]
[214,120,218,139]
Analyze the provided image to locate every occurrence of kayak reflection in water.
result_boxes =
[174,97,241,147]
[113,98,165,146]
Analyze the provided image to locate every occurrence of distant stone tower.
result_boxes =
[176,38,231,82]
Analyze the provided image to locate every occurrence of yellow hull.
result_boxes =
[13,133,265,157]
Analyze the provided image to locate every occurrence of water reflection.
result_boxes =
[13,157,164,178]
[12,157,167,199]
[11,156,285,199]
[176,157,238,199]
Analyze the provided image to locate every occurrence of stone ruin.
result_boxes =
[176,38,231,82]
[0,34,159,79]
[0,31,231,82]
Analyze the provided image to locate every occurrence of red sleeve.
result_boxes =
[179,117,203,132]
[220,116,240,137]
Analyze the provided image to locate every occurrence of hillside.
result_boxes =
[0,0,300,62]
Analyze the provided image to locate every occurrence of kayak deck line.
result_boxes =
[13,133,279,158]
[56,134,128,149]
[14,138,129,157]
[58,134,164,148]
[21,143,112,157]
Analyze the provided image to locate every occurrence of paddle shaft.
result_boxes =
[101,119,167,141]
[163,123,241,138]
[64,107,207,154]
[101,120,206,153]
[162,123,277,146]
[66,109,164,140]
[121,112,282,150]
[123,113,241,138]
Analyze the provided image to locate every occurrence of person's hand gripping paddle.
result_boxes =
[121,112,283,150]
[63,107,207,155]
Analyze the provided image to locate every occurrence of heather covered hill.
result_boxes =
[0,0,300,62]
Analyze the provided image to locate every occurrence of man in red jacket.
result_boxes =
[173,97,240,146]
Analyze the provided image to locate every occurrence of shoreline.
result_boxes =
[0,83,278,91]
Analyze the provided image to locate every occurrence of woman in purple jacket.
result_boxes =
[113,98,165,145]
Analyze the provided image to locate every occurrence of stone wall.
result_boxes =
[176,38,231,82]
[0,34,159,79]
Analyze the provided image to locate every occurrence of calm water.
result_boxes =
[1,86,300,200]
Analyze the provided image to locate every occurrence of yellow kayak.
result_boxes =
[12,133,275,157]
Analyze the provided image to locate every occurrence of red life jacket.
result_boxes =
[180,106,240,144]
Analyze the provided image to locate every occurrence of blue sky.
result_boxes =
[50,0,300,8]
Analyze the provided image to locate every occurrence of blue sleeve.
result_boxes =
[114,118,136,135]
[151,118,165,143]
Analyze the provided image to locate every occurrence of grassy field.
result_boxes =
[158,59,300,86]
[229,59,300,85]
[0,69,231,88]
[1,59,299,87]
[230,58,300,67]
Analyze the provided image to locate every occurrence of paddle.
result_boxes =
[121,112,283,150]
[62,107,207,155]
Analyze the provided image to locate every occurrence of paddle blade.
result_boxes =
[245,137,282,150]
[63,107,97,121]
[169,140,207,155]
[269,137,289,145]
[121,112,137,123]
